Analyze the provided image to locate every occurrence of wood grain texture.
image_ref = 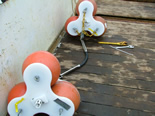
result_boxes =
[96,0,155,20]
[76,102,155,116]
[56,19,155,83]
[53,19,155,115]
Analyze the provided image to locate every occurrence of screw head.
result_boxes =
[34,76,40,82]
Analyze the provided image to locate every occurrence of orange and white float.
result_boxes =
[7,51,80,116]
[65,0,107,37]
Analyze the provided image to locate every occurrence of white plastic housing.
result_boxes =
[7,63,74,116]
[67,1,106,36]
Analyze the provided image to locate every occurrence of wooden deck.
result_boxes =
[49,0,155,116]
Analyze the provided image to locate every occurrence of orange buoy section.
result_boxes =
[76,0,97,16]
[8,82,26,104]
[65,16,78,35]
[22,51,61,86]
[94,16,107,36]
[52,81,80,111]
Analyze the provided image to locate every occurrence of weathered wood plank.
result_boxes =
[96,0,155,20]
[77,102,155,116]
[61,72,155,92]
[78,90,155,113]
[58,41,155,61]
[58,37,155,58]
[70,80,155,102]
[57,49,155,82]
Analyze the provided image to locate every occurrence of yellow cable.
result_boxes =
[82,12,96,37]
[88,28,98,36]
[15,98,25,113]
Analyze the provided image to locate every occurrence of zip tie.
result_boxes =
[15,98,25,113]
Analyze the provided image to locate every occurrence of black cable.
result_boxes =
[59,33,88,78]
[80,51,88,67]
[59,49,88,78]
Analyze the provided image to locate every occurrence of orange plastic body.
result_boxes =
[52,81,80,111]
[8,82,26,103]
[8,81,80,111]
[22,51,61,86]
[76,0,97,16]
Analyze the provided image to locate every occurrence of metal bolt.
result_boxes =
[73,28,78,33]
[35,99,42,108]
[95,28,99,32]
[17,109,22,116]
[34,76,40,82]
[59,108,63,116]
[83,8,87,13]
